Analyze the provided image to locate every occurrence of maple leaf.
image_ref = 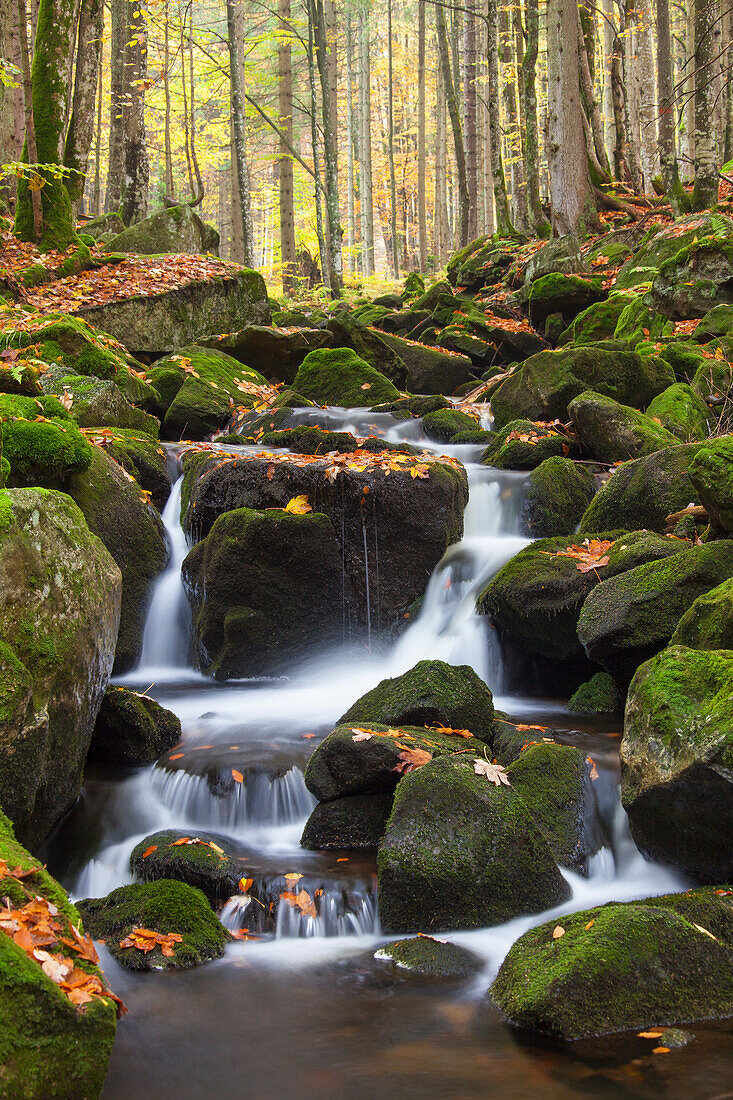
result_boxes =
[141,845,158,858]
[33,949,72,983]
[279,888,318,919]
[351,728,373,741]
[473,758,511,785]
[392,747,432,774]
[238,877,253,893]
[428,724,472,739]
[284,494,312,515]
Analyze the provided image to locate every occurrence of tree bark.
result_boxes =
[387,0,399,275]
[546,0,597,236]
[119,0,149,224]
[226,0,254,266]
[434,46,448,261]
[105,0,125,212]
[463,0,478,240]
[278,0,297,293]
[63,0,103,212]
[522,0,549,234]
[309,0,342,296]
[417,0,428,269]
[691,0,719,208]
[577,2,611,178]
[487,0,514,236]
[436,0,470,246]
[499,0,528,232]
[345,9,356,275]
[358,4,374,276]
[657,0,689,212]
[13,0,41,237]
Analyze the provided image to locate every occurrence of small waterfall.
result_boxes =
[220,873,379,939]
[138,475,191,673]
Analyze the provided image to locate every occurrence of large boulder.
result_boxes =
[671,577,733,650]
[378,331,476,394]
[578,542,733,680]
[568,390,678,463]
[615,212,733,290]
[0,808,119,1098]
[689,436,733,534]
[646,383,712,441]
[129,829,242,902]
[326,313,408,387]
[87,427,172,509]
[0,490,120,847]
[292,347,400,406]
[447,236,515,291]
[649,215,733,317]
[202,325,333,385]
[74,268,271,355]
[482,420,576,471]
[490,346,674,428]
[42,371,159,434]
[108,204,219,256]
[301,793,394,851]
[621,645,733,881]
[377,754,570,932]
[522,457,596,538]
[528,274,605,329]
[559,293,634,345]
[578,444,704,534]
[180,448,468,631]
[66,447,168,673]
[491,887,733,1039]
[87,686,181,767]
[0,393,93,488]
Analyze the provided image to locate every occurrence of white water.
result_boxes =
[72,406,687,954]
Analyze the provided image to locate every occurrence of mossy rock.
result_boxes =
[300,793,394,850]
[87,426,172,508]
[202,325,334,386]
[528,274,605,329]
[568,390,677,463]
[523,236,583,284]
[0,808,118,1100]
[292,347,400,407]
[559,293,634,346]
[374,935,484,978]
[522,457,596,537]
[482,419,576,471]
[447,236,515,291]
[378,332,476,395]
[615,213,733,290]
[3,312,138,386]
[578,541,733,681]
[66,447,168,673]
[491,346,674,428]
[325,313,408,387]
[87,686,181,767]
[338,659,495,743]
[657,339,709,382]
[578,444,704,534]
[129,829,241,902]
[491,886,733,1039]
[646,383,712,442]
[182,506,346,679]
[402,272,426,299]
[260,425,359,455]
[373,394,451,417]
[1,395,93,488]
[689,436,733,533]
[0,490,120,847]
[621,645,733,881]
[693,302,733,342]
[421,407,478,442]
[42,371,159,434]
[78,880,229,971]
[377,754,570,932]
[613,294,672,343]
[649,217,733,317]
[567,671,622,714]
[108,204,220,256]
[671,577,733,650]
[691,350,733,404]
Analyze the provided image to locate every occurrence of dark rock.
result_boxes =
[522,457,596,537]
[88,686,181,767]
[374,935,485,977]
[129,829,242,901]
[568,390,677,463]
[300,793,394,850]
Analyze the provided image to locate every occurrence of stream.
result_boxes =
[45,409,733,1098]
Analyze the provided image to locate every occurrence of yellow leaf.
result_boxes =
[552,925,565,939]
[284,494,312,515]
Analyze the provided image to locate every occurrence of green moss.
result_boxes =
[152,345,269,440]
[2,410,92,487]
[491,887,733,1039]
[261,425,359,455]
[374,935,484,977]
[78,880,229,971]
[689,436,733,533]
[483,420,575,470]
[646,383,712,441]
[90,427,171,508]
[613,294,672,344]
[129,829,240,902]
[421,407,478,442]
[671,577,733,649]
[657,339,709,382]
[528,273,605,328]
[522,457,596,537]
[293,347,401,407]
[568,671,622,714]
[559,294,633,346]
[568,389,678,462]
[88,686,181,767]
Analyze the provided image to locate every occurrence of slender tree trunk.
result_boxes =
[307,6,329,288]
[725,5,733,163]
[309,0,342,296]
[345,9,356,275]
[105,0,125,212]
[577,2,611,177]
[226,0,254,266]
[499,0,528,231]
[386,0,399,275]
[185,4,203,205]
[278,0,296,293]
[691,0,719,208]
[434,51,448,260]
[436,0,470,246]
[609,19,627,180]
[92,30,102,214]
[620,0,643,192]
[487,0,514,236]
[63,0,103,212]
[657,0,689,212]
[119,0,148,224]
[358,4,374,276]
[463,0,478,240]
[163,1,174,198]
[546,0,597,236]
[14,0,41,238]
[417,0,428,269]
[632,0,658,192]
[0,0,20,208]
[522,0,549,234]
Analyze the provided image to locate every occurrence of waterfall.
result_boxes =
[138,475,192,674]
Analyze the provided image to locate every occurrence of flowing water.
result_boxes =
[46,409,732,1098]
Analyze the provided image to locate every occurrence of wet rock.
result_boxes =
[338,659,495,742]
[293,347,400,407]
[621,645,733,881]
[483,420,577,471]
[568,390,677,463]
[577,541,733,681]
[78,880,229,970]
[528,274,605,329]
[671,577,733,650]
[491,887,733,1039]
[646,383,712,442]
[374,935,484,978]
[301,793,395,850]
[377,754,570,932]
[567,671,622,714]
[0,490,120,847]
[522,457,596,538]
[88,686,181,768]
[202,325,333,385]
[378,331,476,394]
[88,426,172,509]
[422,408,479,442]
[129,829,242,902]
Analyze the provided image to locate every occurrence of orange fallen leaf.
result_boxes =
[392,747,433,774]
[638,1030,665,1038]
[238,877,253,893]
[168,753,185,761]
[652,1047,671,1055]
[141,846,158,859]
[284,494,312,515]
[552,925,565,939]
[232,769,244,783]
[584,919,595,930]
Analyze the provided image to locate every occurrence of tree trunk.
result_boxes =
[63,0,102,212]
[487,0,514,236]
[577,2,611,178]
[691,0,718,208]
[345,9,356,275]
[309,0,342,296]
[463,0,478,240]
[620,0,643,192]
[14,0,77,247]
[417,0,428,269]
[307,5,330,288]
[499,0,528,232]
[387,0,399,275]
[436,0,470,246]
[657,0,689,212]
[163,1,174,199]
[631,0,658,192]
[119,0,148,225]
[105,0,125,212]
[92,28,102,214]
[546,0,597,236]
[186,4,203,207]
[14,0,41,237]
[278,0,296,293]
[358,5,374,276]
[434,48,448,261]
[226,0,254,266]
[522,0,549,234]
[0,0,24,209]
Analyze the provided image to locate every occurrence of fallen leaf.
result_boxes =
[638,1030,665,1038]
[392,747,433,774]
[652,1047,671,1055]
[584,919,595,930]
[238,877,253,893]
[231,769,244,783]
[473,758,511,786]
[552,925,565,940]
[284,494,312,515]
[141,845,158,858]
[351,729,373,742]
[284,873,303,883]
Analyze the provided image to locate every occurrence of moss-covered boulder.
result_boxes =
[671,577,733,650]
[325,313,408,387]
[0,394,94,488]
[447,236,515,291]
[650,218,733,317]
[81,211,125,242]
[377,755,570,932]
[491,887,733,1039]
[0,808,118,1100]
[338,660,495,742]
[86,427,171,508]
[522,457,596,537]
[180,449,467,631]
[0,490,120,846]
[42,372,159,435]
[615,212,733,290]
[87,686,181,767]
[568,390,677,463]
[528,274,605,329]
[292,347,400,407]
[578,444,704,534]
[2,311,140,386]
[108,204,219,256]
[301,792,394,850]
[202,325,333,385]
[78,880,229,971]
[182,506,345,679]
[304,721,486,803]
[421,407,478,442]
[621,645,733,880]
[129,829,241,902]
[578,542,733,680]
[66,447,167,673]
[75,268,270,355]
[482,420,576,471]
[374,935,484,978]
[693,302,733,342]
[559,293,634,346]
[646,383,712,441]
[378,331,476,394]
[613,294,672,343]
[490,346,674,428]
[689,436,733,534]
[567,671,622,714]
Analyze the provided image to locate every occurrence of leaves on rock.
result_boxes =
[279,888,317,919]
[119,927,183,958]
[552,925,565,939]
[392,747,433,774]
[284,494,312,514]
[540,538,613,573]
[473,758,511,785]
